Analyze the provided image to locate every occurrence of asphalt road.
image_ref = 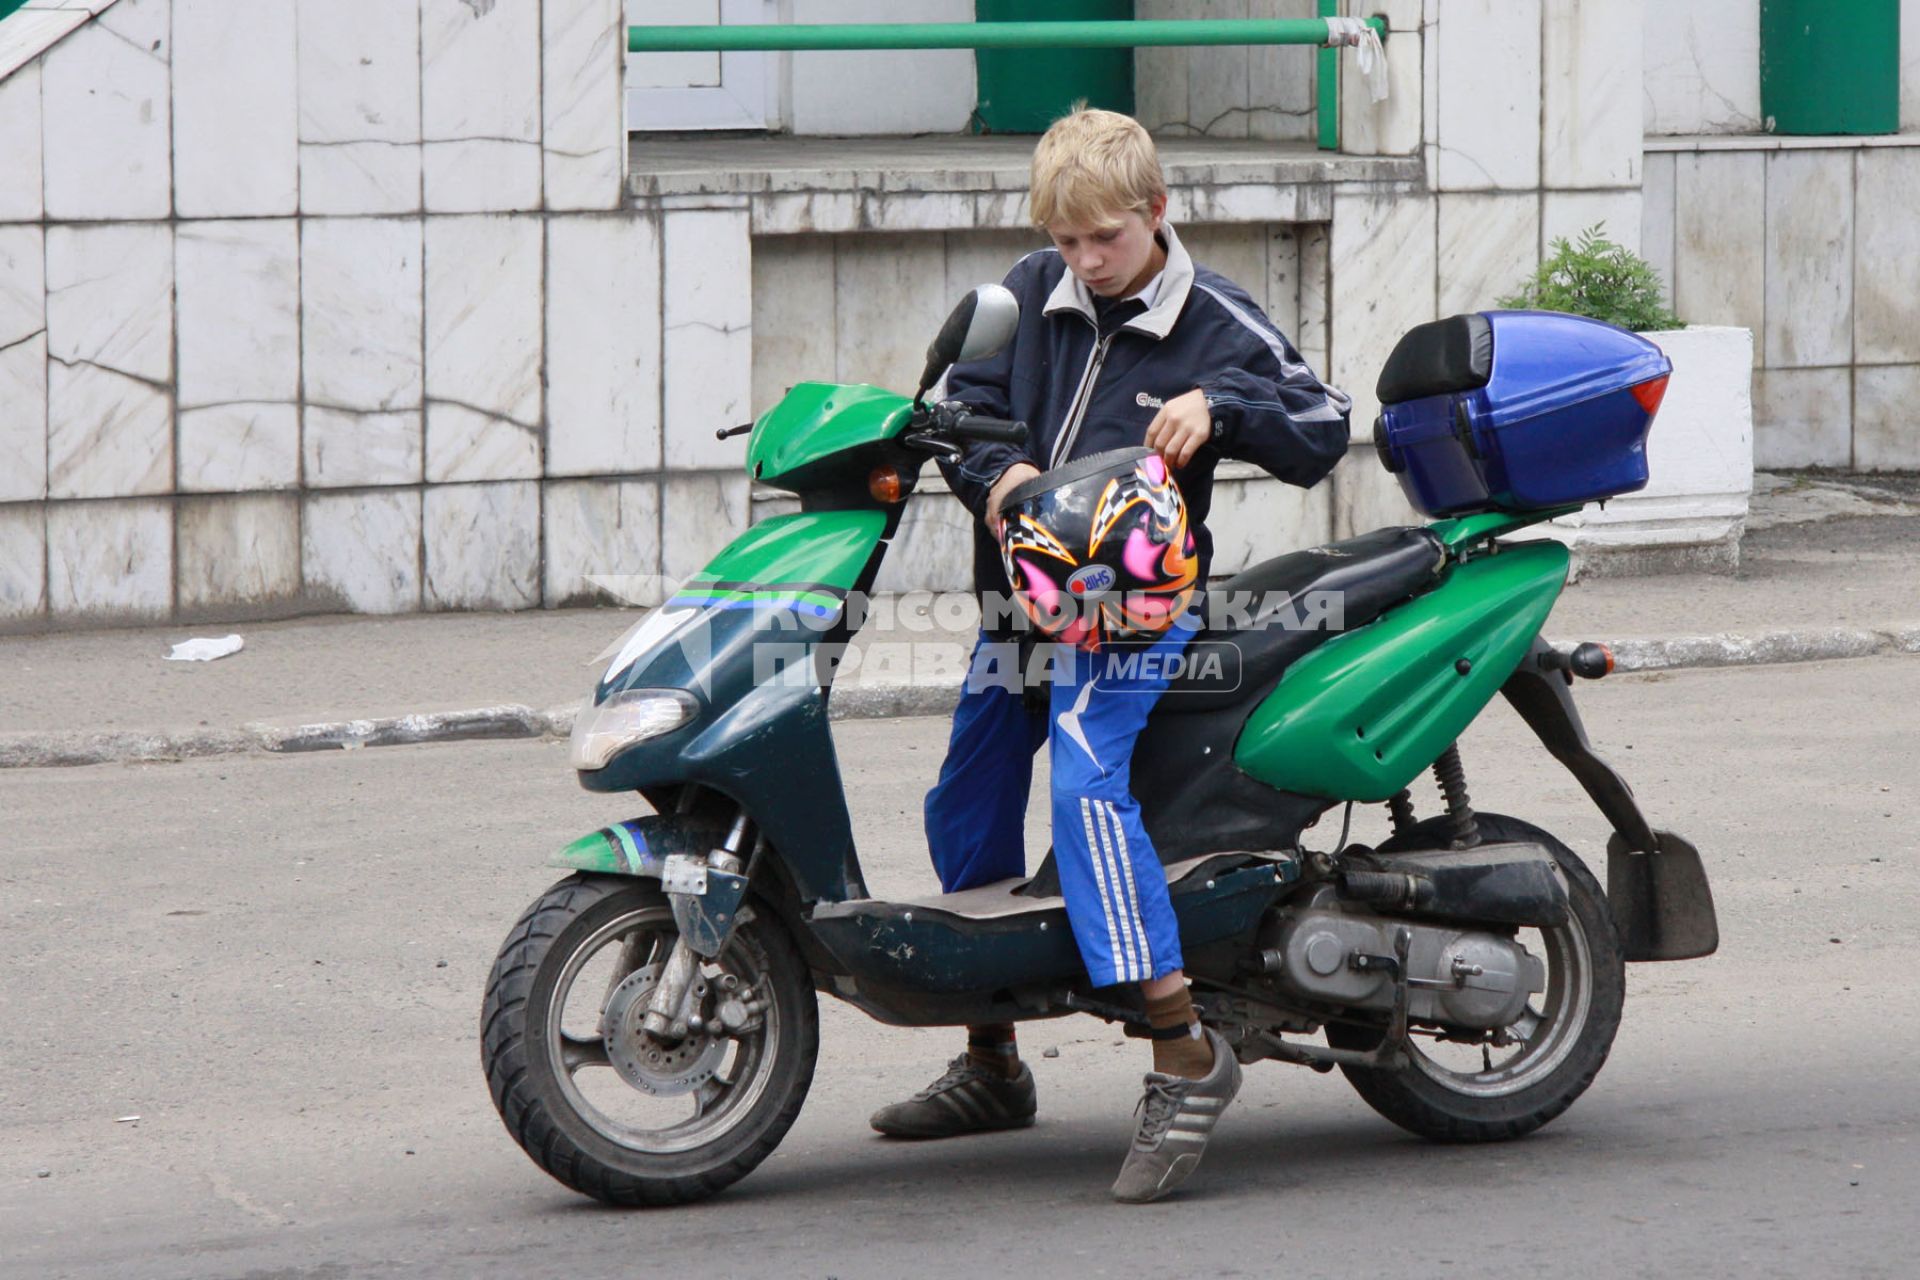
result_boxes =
[3,656,1916,1279]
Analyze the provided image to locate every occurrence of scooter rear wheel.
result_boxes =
[1327,813,1625,1143]
[481,874,818,1205]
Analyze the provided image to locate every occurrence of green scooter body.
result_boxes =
[564,378,1715,1010]
[572,382,1566,908]
[1233,539,1570,802]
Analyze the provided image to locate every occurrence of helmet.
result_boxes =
[998,446,1199,651]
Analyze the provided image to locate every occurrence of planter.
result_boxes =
[1548,325,1754,578]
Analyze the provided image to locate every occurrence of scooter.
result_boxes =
[481,286,1719,1206]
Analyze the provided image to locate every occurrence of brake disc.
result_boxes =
[599,962,725,1097]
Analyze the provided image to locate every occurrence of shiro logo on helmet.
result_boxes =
[1067,564,1116,596]
[998,446,1199,650]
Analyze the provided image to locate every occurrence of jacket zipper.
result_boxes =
[1051,324,1115,468]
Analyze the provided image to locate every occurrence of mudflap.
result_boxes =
[1502,637,1719,961]
[1607,829,1719,961]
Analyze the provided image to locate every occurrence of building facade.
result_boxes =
[0,0,1915,628]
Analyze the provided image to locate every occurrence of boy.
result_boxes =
[869,108,1351,1203]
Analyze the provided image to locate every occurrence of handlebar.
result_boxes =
[923,400,1027,446]
[949,414,1028,446]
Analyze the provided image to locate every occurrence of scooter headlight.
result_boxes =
[569,688,700,772]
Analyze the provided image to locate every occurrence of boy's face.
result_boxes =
[1045,197,1166,299]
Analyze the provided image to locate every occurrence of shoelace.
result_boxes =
[915,1055,983,1100]
[1132,1076,1194,1149]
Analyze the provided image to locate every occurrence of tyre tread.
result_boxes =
[479,874,818,1206]
[1332,815,1626,1145]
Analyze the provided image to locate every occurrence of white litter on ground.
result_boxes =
[164,635,245,663]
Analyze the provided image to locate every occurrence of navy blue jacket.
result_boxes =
[938,223,1352,611]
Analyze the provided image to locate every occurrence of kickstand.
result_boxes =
[1383,926,1413,1067]
[1059,991,1151,1031]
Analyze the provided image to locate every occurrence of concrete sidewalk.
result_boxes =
[3,472,1917,768]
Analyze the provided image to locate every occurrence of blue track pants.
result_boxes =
[923,619,1199,987]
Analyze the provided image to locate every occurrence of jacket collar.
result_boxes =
[1042,221,1194,340]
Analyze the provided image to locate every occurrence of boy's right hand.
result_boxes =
[986,463,1042,537]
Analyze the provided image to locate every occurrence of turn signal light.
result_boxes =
[1570,642,1614,679]
[868,464,907,504]
[1630,375,1670,416]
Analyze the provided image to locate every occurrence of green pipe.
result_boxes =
[629,17,1386,54]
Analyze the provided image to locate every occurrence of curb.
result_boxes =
[1604,624,1919,672]
[0,704,562,770]
[5,623,1916,770]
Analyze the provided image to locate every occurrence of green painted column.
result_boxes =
[973,0,1135,134]
[1760,0,1899,135]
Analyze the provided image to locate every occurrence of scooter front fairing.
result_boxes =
[568,380,938,904]
[573,505,891,903]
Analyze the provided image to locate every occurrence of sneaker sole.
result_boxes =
[870,1110,1037,1140]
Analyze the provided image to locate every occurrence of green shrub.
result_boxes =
[1497,223,1682,332]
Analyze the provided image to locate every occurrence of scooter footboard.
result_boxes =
[806,852,1298,994]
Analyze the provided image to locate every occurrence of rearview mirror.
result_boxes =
[915,284,1020,404]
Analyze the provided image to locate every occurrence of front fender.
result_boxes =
[547,816,752,958]
[548,815,718,877]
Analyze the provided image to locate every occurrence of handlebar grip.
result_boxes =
[952,415,1028,446]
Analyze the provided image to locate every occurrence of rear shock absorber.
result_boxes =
[1432,743,1481,849]
[1387,788,1416,838]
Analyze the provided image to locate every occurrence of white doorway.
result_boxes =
[624,0,776,131]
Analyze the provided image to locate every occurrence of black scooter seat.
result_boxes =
[1162,526,1446,711]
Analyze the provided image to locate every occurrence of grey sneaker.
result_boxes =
[869,1055,1038,1139]
[1111,1028,1242,1204]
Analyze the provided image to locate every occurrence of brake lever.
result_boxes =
[899,429,964,465]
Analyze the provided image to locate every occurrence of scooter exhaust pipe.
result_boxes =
[1335,841,1570,928]
[1337,869,1434,912]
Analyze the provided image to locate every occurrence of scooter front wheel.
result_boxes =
[481,874,818,1205]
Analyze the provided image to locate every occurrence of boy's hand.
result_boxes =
[1144,389,1213,469]
[986,462,1043,537]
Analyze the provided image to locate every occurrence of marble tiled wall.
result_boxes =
[20,0,1880,625]
[1644,0,1920,138]
[1257,0,1648,447]
[1645,142,1920,470]
[1310,0,1657,538]
[751,223,1356,589]
[0,0,653,628]
[1425,0,1642,313]
[1637,2,1920,470]
[1641,0,1759,137]
[786,0,974,136]
[751,223,1321,400]
[1134,0,1318,143]
[1306,0,1640,459]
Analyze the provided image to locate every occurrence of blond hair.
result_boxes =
[1029,106,1167,229]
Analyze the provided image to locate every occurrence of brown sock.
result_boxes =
[966,1023,1021,1079]
[1144,988,1214,1079]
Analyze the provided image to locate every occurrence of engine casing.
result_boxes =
[1261,890,1546,1029]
